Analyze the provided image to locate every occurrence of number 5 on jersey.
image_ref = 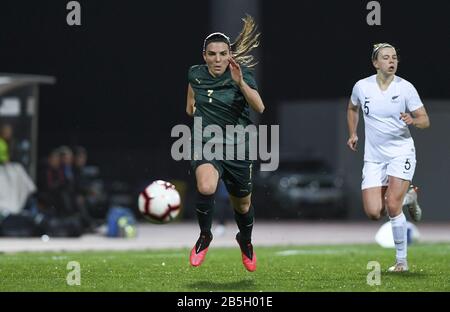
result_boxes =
[207,90,214,103]
[364,100,370,115]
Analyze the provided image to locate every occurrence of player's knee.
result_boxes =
[366,211,381,221]
[197,181,216,196]
[385,195,401,211]
[234,200,251,214]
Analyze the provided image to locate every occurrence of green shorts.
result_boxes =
[191,158,254,198]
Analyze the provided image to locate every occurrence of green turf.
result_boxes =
[0,243,449,291]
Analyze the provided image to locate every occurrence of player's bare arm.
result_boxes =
[400,106,430,129]
[186,83,196,117]
[346,100,359,152]
[229,57,265,114]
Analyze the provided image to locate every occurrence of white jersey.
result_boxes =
[350,75,423,162]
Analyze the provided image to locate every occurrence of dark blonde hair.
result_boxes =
[203,15,260,68]
[371,43,396,61]
[231,15,260,67]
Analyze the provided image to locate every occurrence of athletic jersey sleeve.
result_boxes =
[242,67,258,90]
[405,82,424,112]
[187,65,198,85]
[350,81,361,106]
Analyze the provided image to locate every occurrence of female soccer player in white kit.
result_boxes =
[347,43,430,272]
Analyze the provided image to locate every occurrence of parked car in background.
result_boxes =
[253,159,348,219]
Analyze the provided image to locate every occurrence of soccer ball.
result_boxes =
[138,180,181,223]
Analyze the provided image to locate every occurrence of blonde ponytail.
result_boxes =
[231,15,260,67]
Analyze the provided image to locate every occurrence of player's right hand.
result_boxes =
[347,134,358,152]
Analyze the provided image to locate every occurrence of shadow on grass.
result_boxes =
[384,271,428,278]
[187,279,255,291]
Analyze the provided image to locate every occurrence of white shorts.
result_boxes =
[361,155,416,190]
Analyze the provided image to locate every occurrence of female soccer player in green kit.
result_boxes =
[186,16,265,272]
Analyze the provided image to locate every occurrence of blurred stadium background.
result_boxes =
[0,0,449,291]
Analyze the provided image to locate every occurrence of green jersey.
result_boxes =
[188,64,258,144]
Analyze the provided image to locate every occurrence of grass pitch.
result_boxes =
[0,243,449,291]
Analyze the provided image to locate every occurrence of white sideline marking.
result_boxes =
[276,249,345,256]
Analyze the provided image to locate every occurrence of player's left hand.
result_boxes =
[229,57,244,86]
[400,112,415,125]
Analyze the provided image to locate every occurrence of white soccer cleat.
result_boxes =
[388,261,409,272]
[408,201,422,222]
[403,185,422,222]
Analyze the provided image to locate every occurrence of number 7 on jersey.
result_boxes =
[207,90,214,103]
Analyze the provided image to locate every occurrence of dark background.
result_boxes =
[0,0,449,218]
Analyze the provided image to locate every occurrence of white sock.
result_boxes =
[390,212,407,263]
